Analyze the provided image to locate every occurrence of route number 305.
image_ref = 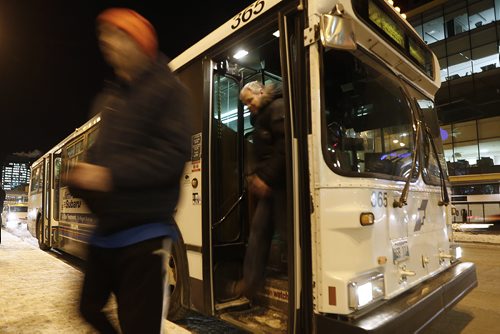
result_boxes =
[231,0,265,29]
[371,191,388,208]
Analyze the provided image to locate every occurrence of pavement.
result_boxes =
[0,228,190,334]
[2,224,499,334]
[422,242,500,334]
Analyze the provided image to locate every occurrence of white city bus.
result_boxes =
[450,173,500,225]
[28,0,477,332]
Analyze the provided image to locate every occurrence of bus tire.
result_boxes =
[36,213,50,251]
[166,233,190,321]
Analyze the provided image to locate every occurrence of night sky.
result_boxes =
[0,0,254,162]
[0,0,415,162]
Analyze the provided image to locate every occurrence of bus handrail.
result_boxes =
[212,191,246,229]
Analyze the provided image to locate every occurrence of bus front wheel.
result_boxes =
[166,236,190,321]
[36,214,50,251]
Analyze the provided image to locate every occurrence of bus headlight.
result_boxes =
[348,272,385,310]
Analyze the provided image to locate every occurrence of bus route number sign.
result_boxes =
[231,0,265,30]
[371,191,388,208]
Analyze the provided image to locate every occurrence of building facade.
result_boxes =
[1,156,31,191]
[407,0,500,176]
[407,0,500,225]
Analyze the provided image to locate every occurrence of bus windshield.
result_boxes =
[405,86,449,186]
[322,49,417,180]
[10,206,28,213]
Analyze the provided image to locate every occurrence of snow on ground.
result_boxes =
[2,221,38,247]
[454,231,500,244]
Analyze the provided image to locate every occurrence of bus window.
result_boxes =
[61,138,85,186]
[323,50,417,179]
[53,154,62,221]
[30,166,40,194]
[87,128,99,149]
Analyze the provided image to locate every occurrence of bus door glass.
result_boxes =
[211,69,248,301]
[53,151,62,222]
[44,157,51,224]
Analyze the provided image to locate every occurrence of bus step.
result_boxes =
[215,297,251,311]
[220,306,286,334]
[255,275,289,313]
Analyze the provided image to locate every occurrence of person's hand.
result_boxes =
[66,162,113,192]
[249,175,271,198]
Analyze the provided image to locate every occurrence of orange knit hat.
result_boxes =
[97,8,158,59]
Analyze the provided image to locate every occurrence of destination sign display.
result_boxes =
[353,0,434,79]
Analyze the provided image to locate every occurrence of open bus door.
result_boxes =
[206,10,304,331]
[38,155,51,250]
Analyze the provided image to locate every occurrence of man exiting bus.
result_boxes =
[226,81,287,300]
[67,8,191,334]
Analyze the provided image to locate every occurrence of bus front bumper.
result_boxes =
[315,262,477,334]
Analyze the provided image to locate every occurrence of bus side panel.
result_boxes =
[173,58,208,314]
[57,186,95,259]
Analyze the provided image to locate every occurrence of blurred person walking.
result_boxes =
[67,8,192,334]
[226,81,287,300]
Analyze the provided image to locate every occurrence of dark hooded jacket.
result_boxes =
[251,86,286,188]
[72,55,192,235]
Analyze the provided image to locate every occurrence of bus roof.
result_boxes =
[31,114,101,168]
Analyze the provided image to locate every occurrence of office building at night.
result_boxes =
[1,155,31,191]
[407,0,500,224]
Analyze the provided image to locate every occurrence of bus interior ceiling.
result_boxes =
[218,24,281,82]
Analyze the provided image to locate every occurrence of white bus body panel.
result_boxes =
[175,161,203,280]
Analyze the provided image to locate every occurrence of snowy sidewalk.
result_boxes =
[0,229,190,333]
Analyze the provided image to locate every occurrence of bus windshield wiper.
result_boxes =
[393,118,421,208]
[393,79,421,208]
[413,99,450,206]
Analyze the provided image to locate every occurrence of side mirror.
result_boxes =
[320,4,357,50]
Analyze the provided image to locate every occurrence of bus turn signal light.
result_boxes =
[360,212,375,226]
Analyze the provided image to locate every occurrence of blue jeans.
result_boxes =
[241,188,286,297]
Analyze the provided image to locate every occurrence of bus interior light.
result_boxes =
[233,50,249,59]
